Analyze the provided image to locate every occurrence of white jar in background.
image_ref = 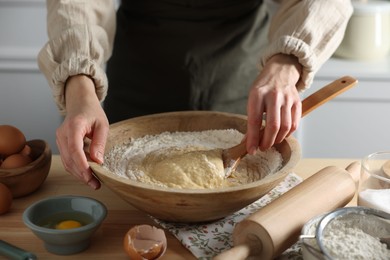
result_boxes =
[334,0,390,61]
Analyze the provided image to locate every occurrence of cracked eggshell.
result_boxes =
[123,224,167,260]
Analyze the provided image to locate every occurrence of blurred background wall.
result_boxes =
[0,0,61,154]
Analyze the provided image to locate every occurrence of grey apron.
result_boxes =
[105,0,269,123]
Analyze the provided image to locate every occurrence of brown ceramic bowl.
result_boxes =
[89,111,301,222]
[0,139,52,198]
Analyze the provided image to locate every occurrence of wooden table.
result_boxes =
[0,156,359,259]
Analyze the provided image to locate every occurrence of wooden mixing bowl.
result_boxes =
[0,139,52,198]
[90,111,301,222]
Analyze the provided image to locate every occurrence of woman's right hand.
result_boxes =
[56,75,109,189]
[246,54,302,154]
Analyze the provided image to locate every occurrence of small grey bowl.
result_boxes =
[22,195,107,255]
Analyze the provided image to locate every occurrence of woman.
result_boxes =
[38,0,352,189]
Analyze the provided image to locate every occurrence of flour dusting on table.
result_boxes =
[103,129,283,189]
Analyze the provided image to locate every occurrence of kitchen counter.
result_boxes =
[0,156,359,259]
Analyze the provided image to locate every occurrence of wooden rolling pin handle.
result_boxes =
[213,244,252,260]
[215,164,358,260]
[345,161,361,183]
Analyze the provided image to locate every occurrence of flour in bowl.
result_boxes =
[103,129,283,189]
[321,212,390,260]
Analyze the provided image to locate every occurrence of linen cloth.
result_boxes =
[153,173,303,259]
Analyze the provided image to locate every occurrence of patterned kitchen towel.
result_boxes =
[153,173,303,260]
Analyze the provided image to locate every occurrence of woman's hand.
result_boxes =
[56,75,109,189]
[246,54,302,154]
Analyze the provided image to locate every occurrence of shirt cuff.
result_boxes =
[259,35,317,92]
[41,56,108,115]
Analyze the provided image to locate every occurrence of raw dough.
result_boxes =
[104,130,284,189]
[142,147,228,189]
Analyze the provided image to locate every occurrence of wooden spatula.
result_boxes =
[222,76,358,177]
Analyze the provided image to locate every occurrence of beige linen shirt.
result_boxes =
[38,0,353,114]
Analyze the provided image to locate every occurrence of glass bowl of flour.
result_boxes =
[89,111,301,222]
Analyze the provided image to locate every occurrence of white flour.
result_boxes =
[103,129,283,188]
[321,212,390,260]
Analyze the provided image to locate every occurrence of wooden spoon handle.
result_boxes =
[301,76,357,116]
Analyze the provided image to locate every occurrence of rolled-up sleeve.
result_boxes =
[38,0,116,114]
[261,0,353,91]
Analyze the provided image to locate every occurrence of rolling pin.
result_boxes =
[214,161,360,260]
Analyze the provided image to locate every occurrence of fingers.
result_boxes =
[262,94,296,148]
[272,103,291,144]
[247,86,297,152]
[261,90,281,150]
[259,93,301,151]
[89,121,109,164]
[246,81,301,152]
[288,100,301,137]
[56,118,103,190]
[246,89,264,155]
[70,126,101,189]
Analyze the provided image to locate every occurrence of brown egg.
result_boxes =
[20,144,32,157]
[1,154,32,169]
[0,125,26,156]
[123,225,167,260]
[0,182,12,215]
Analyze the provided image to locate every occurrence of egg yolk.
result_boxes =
[55,220,82,230]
